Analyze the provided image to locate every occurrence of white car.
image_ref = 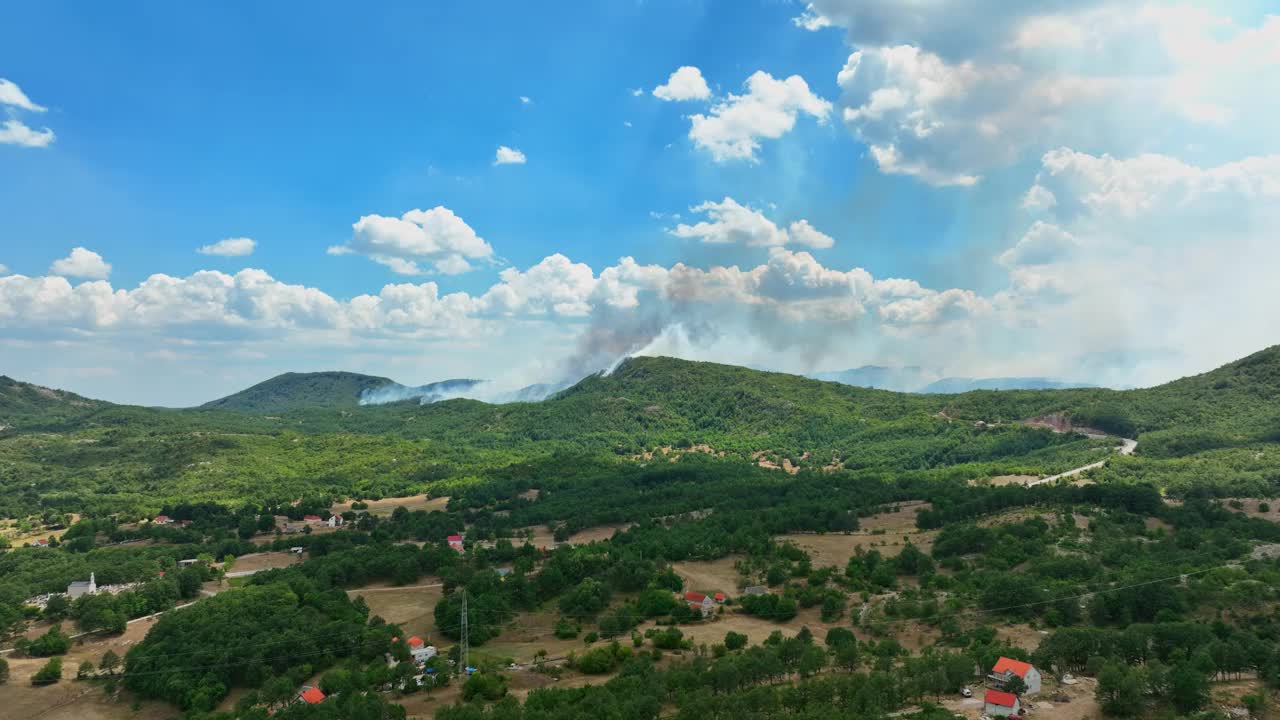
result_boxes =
[961,687,973,698]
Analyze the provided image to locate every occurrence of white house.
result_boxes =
[990,656,1041,695]
[67,573,97,599]
[327,514,344,528]
[683,591,715,617]
[984,690,1021,717]
[407,636,437,664]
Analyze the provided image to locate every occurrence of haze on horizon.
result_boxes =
[2,0,1278,407]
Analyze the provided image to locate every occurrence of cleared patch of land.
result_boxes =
[778,502,937,566]
[980,474,1040,487]
[671,557,745,595]
[1218,497,1280,523]
[224,550,302,575]
[332,494,450,516]
[0,613,172,720]
[506,523,634,550]
[346,582,444,641]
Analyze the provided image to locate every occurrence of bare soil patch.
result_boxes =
[671,558,746,595]
[1219,498,1280,523]
[332,494,451,516]
[347,583,444,641]
[0,614,171,720]
[980,475,1039,487]
[779,502,937,566]
[225,550,302,575]
[996,623,1049,653]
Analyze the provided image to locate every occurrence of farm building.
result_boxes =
[990,656,1041,695]
[303,514,323,523]
[684,591,715,617]
[447,535,465,551]
[984,690,1021,716]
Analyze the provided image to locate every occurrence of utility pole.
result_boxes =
[459,589,469,672]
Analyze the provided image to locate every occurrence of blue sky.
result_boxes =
[3,0,1279,405]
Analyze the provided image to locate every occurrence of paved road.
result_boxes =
[1027,437,1137,487]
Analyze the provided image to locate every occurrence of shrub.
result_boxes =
[32,657,63,686]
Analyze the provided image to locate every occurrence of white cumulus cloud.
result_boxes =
[817,1,1280,185]
[0,78,46,112]
[197,237,257,257]
[653,66,711,101]
[0,79,55,148]
[688,71,831,162]
[671,197,836,249]
[49,248,111,279]
[332,206,496,276]
[0,119,55,148]
[494,146,527,165]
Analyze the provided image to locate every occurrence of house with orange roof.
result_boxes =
[989,656,1041,695]
[299,687,325,705]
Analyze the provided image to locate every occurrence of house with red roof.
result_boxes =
[153,515,173,525]
[407,635,437,664]
[683,591,715,617]
[989,656,1041,695]
[303,514,323,523]
[299,687,325,705]
[713,592,726,603]
[984,689,1021,716]
[447,535,464,551]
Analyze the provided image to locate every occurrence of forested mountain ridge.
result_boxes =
[1,346,1277,517]
[197,371,401,411]
[0,375,108,428]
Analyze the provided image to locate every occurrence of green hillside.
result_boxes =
[0,375,107,429]
[1,346,1278,517]
[197,370,398,412]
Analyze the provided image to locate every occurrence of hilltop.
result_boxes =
[198,371,400,411]
[0,375,108,429]
[198,371,486,412]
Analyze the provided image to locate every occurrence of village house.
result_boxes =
[67,573,97,599]
[984,690,1022,717]
[326,514,344,528]
[153,515,173,525]
[29,538,49,548]
[303,514,323,524]
[178,558,200,567]
[408,636,437,664]
[299,687,325,705]
[989,656,1042,695]
[713,592,726,604]
[447,535,465,551]
[684,591,715,617]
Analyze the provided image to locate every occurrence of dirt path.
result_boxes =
[1028,438,1137,487]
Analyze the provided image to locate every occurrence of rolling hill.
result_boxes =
[196,371,484,412]
[1,345,1277,517]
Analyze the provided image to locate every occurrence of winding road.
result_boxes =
[1026,437,1137,487]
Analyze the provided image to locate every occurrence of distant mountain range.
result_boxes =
[809,366,1097,393]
